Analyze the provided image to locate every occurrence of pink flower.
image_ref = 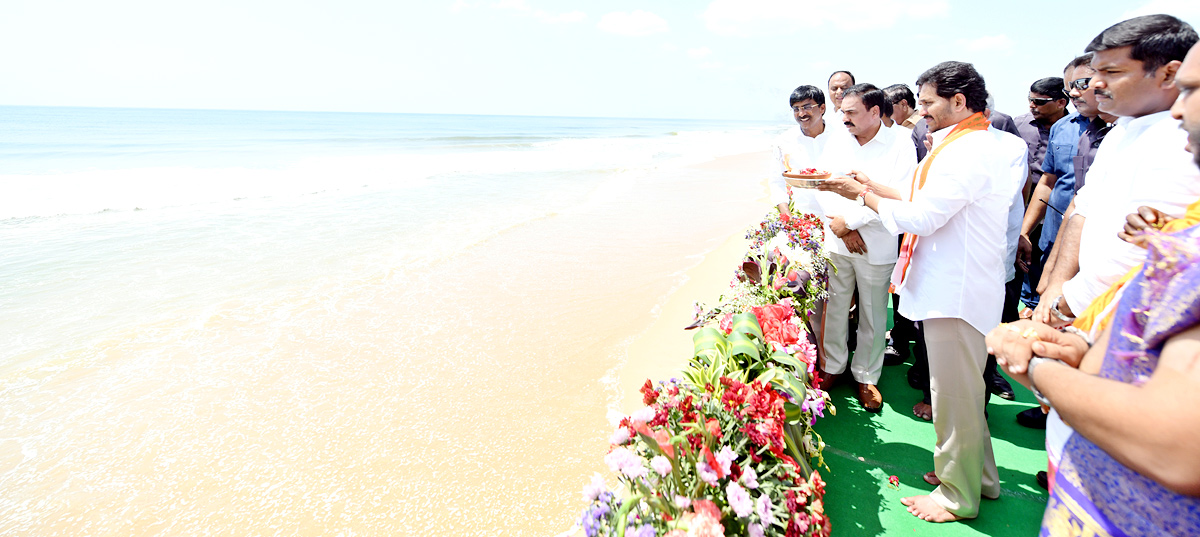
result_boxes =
[715,446,736,476]
[742,466,759,489]
[696,461,719,486]
[610,426,632,445]
[674,495,692,509]
[749,523,765,537]
[726,481,752,518]
[604,447,648,480]
[689,500,725,537]
[757,494,774,525]
[630,406,656,426]
[651,455,672,477]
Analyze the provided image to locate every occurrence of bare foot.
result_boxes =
[912,402,932,421]
[900,495,962,523]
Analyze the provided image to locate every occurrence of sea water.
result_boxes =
[0,106,781,535]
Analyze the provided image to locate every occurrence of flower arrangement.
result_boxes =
[579,375,830,537]
[690,210,830,331]
[573,207,834,537]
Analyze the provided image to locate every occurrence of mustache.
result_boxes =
[844,121,854,127]
[1095,89,1114,99]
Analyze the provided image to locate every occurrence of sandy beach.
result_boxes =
[0,147,778,537]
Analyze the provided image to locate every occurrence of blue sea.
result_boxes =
[0,105,780,535]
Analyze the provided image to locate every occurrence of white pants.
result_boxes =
[821,253,894,385]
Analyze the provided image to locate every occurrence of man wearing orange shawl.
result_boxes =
[818,61,1028,522]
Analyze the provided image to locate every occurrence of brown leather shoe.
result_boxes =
[857,383,883,413]
[817,371,840,390]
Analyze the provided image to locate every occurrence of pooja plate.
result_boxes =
[782,170,832,188]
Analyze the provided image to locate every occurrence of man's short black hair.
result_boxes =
[1065,53,1093,73]
[884,84,916,108]
[1085,14,1198,73]
[789,85,826,107]
[828,70,855,84]
[1030,77,1065,99]
[843,83,887,116]
[915,61,989,114]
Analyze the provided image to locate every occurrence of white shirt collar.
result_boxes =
[1116,109,1173,133]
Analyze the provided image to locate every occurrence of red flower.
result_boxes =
[640,379,658,405]
[705,418,722,440]
[810,470,827,496]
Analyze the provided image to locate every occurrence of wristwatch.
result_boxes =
[1050,295,1076,323]
[857,186,873,206]
[1027,356,1059,407]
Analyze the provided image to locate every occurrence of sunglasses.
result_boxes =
[1062,77,1092,97]
[1029,97,1058,106]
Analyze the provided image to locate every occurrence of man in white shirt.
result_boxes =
[826,71,854,133]
[811,84,914,412]
[818,61,1027,522]
[1034,14,1200,327]
[770,85,831,215]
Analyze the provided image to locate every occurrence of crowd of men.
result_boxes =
[769,13,1200,534]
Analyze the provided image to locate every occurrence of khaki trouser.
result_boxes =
[924,317,1000,517]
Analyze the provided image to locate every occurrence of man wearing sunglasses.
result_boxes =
[1015,78,1069,200]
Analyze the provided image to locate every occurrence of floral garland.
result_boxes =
[574,209,834,537]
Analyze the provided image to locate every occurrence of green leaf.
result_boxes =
[730,312,764,339]
[726,330,760,362]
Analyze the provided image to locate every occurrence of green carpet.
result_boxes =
[818,316,1049,535]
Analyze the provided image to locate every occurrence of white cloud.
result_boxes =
[597,10,670,36]
[955,34,1014,54]
[489,0,586,24]
[701,0,948,36]
[687,47,712,59]
[1120,0,1200,25]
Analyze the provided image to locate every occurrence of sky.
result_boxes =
[2,0,1199,122]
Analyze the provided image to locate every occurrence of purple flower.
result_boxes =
[582,473,608,502]
[756,494,774,525]
[675,495,692,509]
[626,524,656,537]
[697,461,719,486]
[651,455,672,477]
[715,446,736,476]
[727,481,753,518]
[749,523,765,537]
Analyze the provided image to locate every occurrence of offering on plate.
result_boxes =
[782,167,832,188]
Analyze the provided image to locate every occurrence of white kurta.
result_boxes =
[875,125,1028,335]
[769,125,831,209]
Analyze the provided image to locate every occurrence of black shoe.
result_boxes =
[906,366,928,390]
[1017,407,1048,429]
[989,374,1015,400]
[1036,471,1049,490]
[883,345,906,366]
